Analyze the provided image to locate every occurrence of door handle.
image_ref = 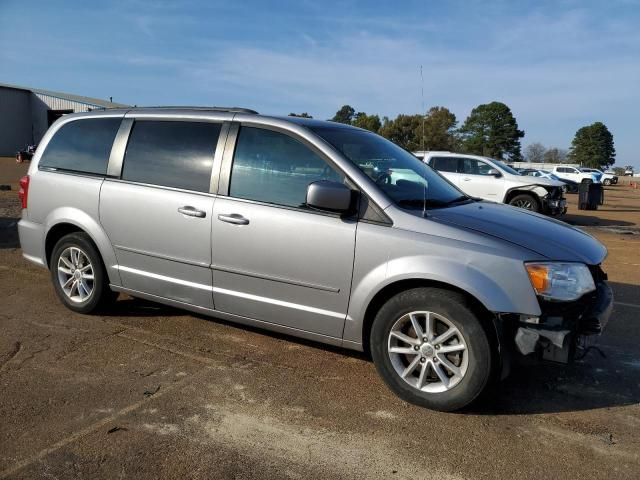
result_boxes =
[178,206,206,218]
[218,213,250,225]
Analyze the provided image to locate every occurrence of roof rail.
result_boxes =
[131,106,259,114]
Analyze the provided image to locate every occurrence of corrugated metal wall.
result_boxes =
[34,93,101,112]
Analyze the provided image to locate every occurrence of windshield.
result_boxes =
[311,126,470,210]
[491,159,521,175]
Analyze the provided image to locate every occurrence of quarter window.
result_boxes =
[39,118,121,175]
[229,127,343,208]
[122,121,221,192]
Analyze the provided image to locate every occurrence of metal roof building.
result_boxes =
[0,82,129,156]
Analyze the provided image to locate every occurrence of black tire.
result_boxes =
[508,193,540,213]
[603,179,611,186]
[370,288,493,412]
[50,232,116,314]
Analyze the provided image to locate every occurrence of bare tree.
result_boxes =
[543,147,568,164]
[524,143,546,163]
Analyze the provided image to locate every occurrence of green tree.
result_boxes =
[543,147,568,164]
[524,142,546,163]
[459,101,524,160]
[613,167,625,176]
[352,112,381,133]
[288,112,313,118]
[567,122,615,168]
[414,106,458,151]
[331,105,355,124]
[379,114,423,151]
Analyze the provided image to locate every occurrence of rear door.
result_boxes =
[430,156,461,186]
[100,118,226,308]
[210,124,356,337]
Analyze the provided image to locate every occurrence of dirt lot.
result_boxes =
[1,157,639,479]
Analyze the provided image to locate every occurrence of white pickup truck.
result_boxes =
[551,166,600,184]
[416,152,567,216]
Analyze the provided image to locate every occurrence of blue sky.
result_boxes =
[1,0,638,167]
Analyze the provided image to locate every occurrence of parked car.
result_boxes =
[552,165,600,184]
[16,144,37,163]
[519,168,579,194]
[580,168,617,185]
[18,108,613,411]
[416,152,567,215]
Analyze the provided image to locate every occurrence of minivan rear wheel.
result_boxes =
[508,193,540,212]
[370,287,492,412]
[50,232,115,314]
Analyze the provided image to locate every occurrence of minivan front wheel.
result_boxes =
[50,232,114,314]
[371,288,492,411]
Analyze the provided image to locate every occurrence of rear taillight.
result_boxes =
[18,175,29,209]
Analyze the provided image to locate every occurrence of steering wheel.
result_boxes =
[376,172,391,185]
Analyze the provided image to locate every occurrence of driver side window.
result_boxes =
[229,127,344,208]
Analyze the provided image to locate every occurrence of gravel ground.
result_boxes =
[1,157,639,479]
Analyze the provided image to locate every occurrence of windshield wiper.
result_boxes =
[398,195,472,210]
[398,198,448,209]
[446,195,473,205]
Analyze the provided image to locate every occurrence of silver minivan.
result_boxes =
[18,107,613,411]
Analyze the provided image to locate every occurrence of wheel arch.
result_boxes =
[43,208,121,285]
[359,278,499,358]
[503,183,551,203]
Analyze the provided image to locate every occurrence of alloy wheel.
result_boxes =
[57,246,94,303]
[387,311,468,393]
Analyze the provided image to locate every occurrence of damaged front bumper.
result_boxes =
[541,189,567,216]
[501,279,613,364]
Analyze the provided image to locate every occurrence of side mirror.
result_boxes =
[306,180,354,213]
[487,168,502,178]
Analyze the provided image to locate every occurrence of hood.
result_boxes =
[508,174,564,188]
[428,201,607,264]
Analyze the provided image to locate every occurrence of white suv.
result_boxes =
[580,168,617,185]
[552,166,600,184]
[416,152,567,216]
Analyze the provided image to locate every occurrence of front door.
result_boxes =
[211,126,356,337]
[100,119,223,308]
[458,157,503,200]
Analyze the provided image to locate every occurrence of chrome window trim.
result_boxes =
[103,177,218,198]
[210,122,231,195]
[107,118,133,177]
[218,122,240,195]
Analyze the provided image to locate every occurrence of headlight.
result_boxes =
[525,262,595,301]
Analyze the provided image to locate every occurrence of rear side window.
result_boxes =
[39,118,121,175]
[122,121,221,192]
[229,127,343,208]
[431,157,458,172]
